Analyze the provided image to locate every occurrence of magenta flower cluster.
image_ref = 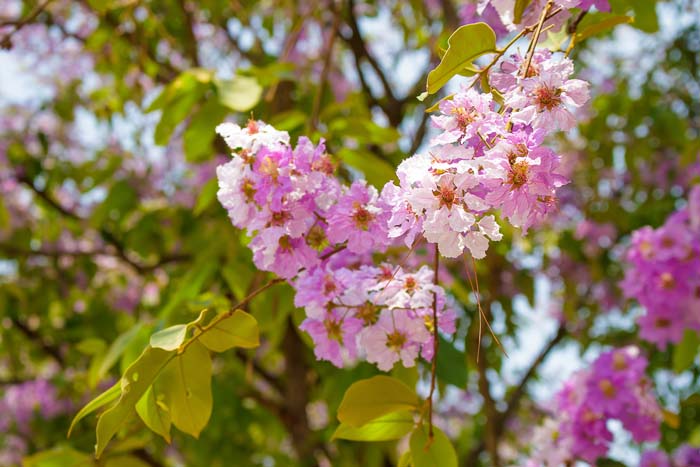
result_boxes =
[216,48,589,370]
[527,347,661,465]
[621,186,700,349]
[385,51,587,258]
[216,120,456,370]
[642,445,700,467]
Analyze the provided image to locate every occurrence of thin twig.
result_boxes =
[0,0,55,48]
[309,2,341,132]
[427,244,440,440]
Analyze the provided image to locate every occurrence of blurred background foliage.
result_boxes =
[0,0,699,466]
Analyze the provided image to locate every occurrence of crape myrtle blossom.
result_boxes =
[640,445,700,467]
[384,52,586,256]
[525,347,662,466]
[216,49,590,369]
[216,121,456,370]
[621,186,700,349]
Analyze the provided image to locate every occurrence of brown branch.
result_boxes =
[175,0,200,65]
[342,0,403,125]
[464,324,567,465]
[10,316,65,366]
[16,174,190,273]
[309,2,341,132]
[0,0,55,49]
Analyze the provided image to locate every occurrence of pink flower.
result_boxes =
[360,310,430,371]
[508,69,590,131]
[250,227,318,279]
[485,133,568,232]
[299,309,363,367]
[326,181,390,254]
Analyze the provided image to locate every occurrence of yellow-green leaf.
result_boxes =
[575,14,634,43]
[22,446,92,467]
[216,75,263,112]
[68,382,120,437]
[150,324,189,351]
[514,0,533,24]
[409,425,457,467]
[158,340,213,438]
[337,376,420,427]
[198,309,260,353]
[673,329,700,373]
[89,324,144,388]
[96,347,175,458]
[136,386,172,443]
[333,411,415,442]
[426,23,496,95]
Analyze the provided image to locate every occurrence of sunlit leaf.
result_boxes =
[426,23,496,95]
[409,425,457,467]
[337,376,420,427]
[198,309,260,352]
[332,411,415,441]
[158,340,213,438]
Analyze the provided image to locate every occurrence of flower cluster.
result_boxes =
[0,379,70,466]
[621,186,700,349]
[526,347,661,465]
[642,445,700,467]
[216,121,456,370]
[384,51,587,258]
[216,45,590,368]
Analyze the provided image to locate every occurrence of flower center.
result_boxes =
[659,272,675,290]
[306,224,328,250]
[508,161,530,188]
[452,106,478,132]
[259,156,279,180]
[534,86,563,111]
[435,184,457,209]
[612,353,628,371]
[598,379,616,398]
[278,235,293,252]
[355,302,380,325]
[386,330,407,351]
[324,318,343,341]
[352,203,374,230]
[404,276,417,291]
[242,178,256,202]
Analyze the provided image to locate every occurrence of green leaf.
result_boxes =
[575,13,634,43]
[514,0,533,24]
[333,411,415,442]
[337,148,396,189]
[409,425,457,467]
[96,347,175,458]
[436,336,468,388]
[183,100,229,162]
[674,329,700,373]
[147,68,213,113]
[194,178,219,216]
[426,23,496,95]
[150,324,189,351]
[337,376,420,427]
[68,382,121,437]
[89,324,144,388]
[22,446,92,467]
[135,386,172,443]
[198,309,260,352]
[398,451,412,467]
[215,75,263,112]
[158,340,213,438]
[90,180,138,228]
